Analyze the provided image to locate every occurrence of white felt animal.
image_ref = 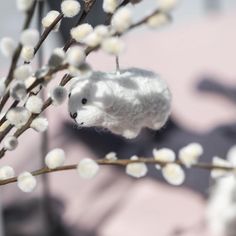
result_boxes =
[68,68,171,139]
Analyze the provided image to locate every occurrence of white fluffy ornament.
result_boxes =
[68,68,171,139]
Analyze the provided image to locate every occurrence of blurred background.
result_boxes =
[0,0,236,235]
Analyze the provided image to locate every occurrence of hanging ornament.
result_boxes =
[68,68,171,139]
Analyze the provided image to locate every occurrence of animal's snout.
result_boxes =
[70,112,77,119]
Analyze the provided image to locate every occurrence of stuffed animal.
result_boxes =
[68,68,171,139]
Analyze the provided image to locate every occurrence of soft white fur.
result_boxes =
[68,68,171,139]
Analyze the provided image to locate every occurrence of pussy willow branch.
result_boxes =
[0,158,233,186]
[0,7,170,158]
[33,13,64,56]
[0,1,37,113]
[1,0,95,119]
[5,13,64,112]
[0,63,69,130]
[85,8,170,55]
[0,74,72,158]
[63,0,97,51]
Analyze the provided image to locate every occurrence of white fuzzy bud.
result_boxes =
[25,95,43,114]
[14,65,32,80]
[77,158,100,179]
[42,10,61,31]
[35,66,49,79]
[20,29,39,47]
[68,63,92,77]
[179,143,203,167]
[50,86,67,106]
[16,0,34,12]
[103,0,118,13]
[101,37,124,55]
[105,152,117,160]
[10,80,27,101]
[126,156,148,178]
[30,117,48,132]
[0,120,10,132]
[24,76,41,93]
[0,78,6,97]
[0,166,15,180]
[158,0,178,11]
[17,171,37,193]
[111,7,132,33]
[61,0,81,18]
[21,46,34,62]
[0,37,16,58]
[70,23,93,42]
[3,136,18,150]
[48,48,65,68]
[211,157,232,178]
[45,148,65,169]
[153,148,175,169]
[83,32,102,47]
[162,163,185,186]
[66,46,85,67]
[6,107,31,128]
[94,25,109,38]
[147,13,168,28]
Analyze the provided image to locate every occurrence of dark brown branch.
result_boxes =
[0,1,37,113]
[63,0,97,51]
[3,1,37,88]
[34,13,64,56]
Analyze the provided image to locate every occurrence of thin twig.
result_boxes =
[0,158,233,187]
[0,63,69,130]
[34,13,64,56]
[3,1,37,89]
[63,0,97,51]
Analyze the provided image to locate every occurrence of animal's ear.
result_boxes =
[93,81,114,108]
[70,79,89,95]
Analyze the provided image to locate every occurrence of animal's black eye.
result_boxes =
[68,93,71,98]
[81,98,87,105]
